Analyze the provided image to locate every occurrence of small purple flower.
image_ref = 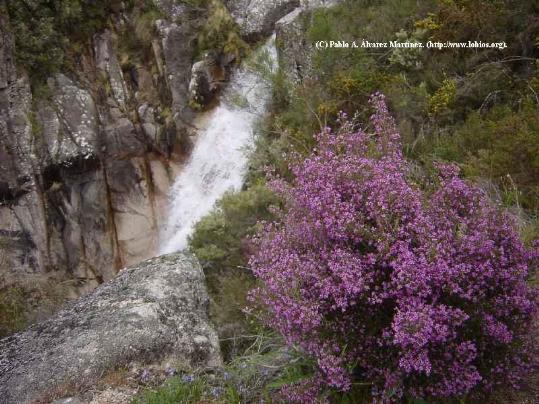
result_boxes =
[181,374,194,383]
[165,367,177,377]
[210,386,223,397]
[139,369,151,383]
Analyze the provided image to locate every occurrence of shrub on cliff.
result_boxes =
[4,0,119,84]
[249,94,538,402]
[0,286,27,338]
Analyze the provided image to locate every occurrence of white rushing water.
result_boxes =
[159,35,277,254]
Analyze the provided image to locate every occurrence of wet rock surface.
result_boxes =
[0,253,222,404]
[188,53,228,108]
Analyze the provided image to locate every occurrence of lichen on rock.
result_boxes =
[0,252,222,404]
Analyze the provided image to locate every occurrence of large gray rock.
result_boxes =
[188,54,227,108]
[0,253,222,403]
[225,0,300,39]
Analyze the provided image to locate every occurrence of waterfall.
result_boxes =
[159,35,277,254]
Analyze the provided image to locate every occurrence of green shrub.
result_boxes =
[414,102,539,212]
[189,183,277,275]
[0,286,27,337]
[0,269,70,337]
[117,3,164,70]
[133,331,301,404]
[428,78,457,116]
[388,28,428,69]
[133,376,207,404]
[189,183,278,359]
[4,0,119,85]
[134,9,162,46]
[195,0,249,60]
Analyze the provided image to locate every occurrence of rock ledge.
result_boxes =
[0,253,221,404]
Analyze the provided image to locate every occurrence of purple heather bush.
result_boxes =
[249,93,538,402]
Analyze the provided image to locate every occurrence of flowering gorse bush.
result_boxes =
[249,93,538,402]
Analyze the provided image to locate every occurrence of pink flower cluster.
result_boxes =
[249,94,538,402]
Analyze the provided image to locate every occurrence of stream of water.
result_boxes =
[159,35,276,254]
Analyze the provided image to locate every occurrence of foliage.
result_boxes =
[190,183,277,279]
[388,28,427,69]
[428,78,457,116]
[415,102,539,212]
[116,3,164,70]
[195,0,249,60]
[133,333,290,403]
[249,94,538,402]
[133,375,209,404]
[431,0,536,47]
[189,183,278,359]
[0,264,71,337]
[0,286,27,337]
[4,0,121,85]
[133,8,162,46]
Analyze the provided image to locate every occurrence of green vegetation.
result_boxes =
[0,286,27,337]
[415,101,539,211]
[194,0,249,60]
[134,376,211,404]
[184,0,539,401]
[3,0,122,86]
[189,183,278,359]
[117,3,164,71]
[0,276,68,338]
[133,332,312,404]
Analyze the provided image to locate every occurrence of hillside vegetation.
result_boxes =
[1,0,537,402]
[181,0,539,402]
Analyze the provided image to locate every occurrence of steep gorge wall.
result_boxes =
[0,0,333,319]
[0,5,192,299]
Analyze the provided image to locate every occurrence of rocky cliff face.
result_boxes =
[0,252,221,403]
[0,6,192,301]
[0,0,336,329]
[0,1,343,400]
